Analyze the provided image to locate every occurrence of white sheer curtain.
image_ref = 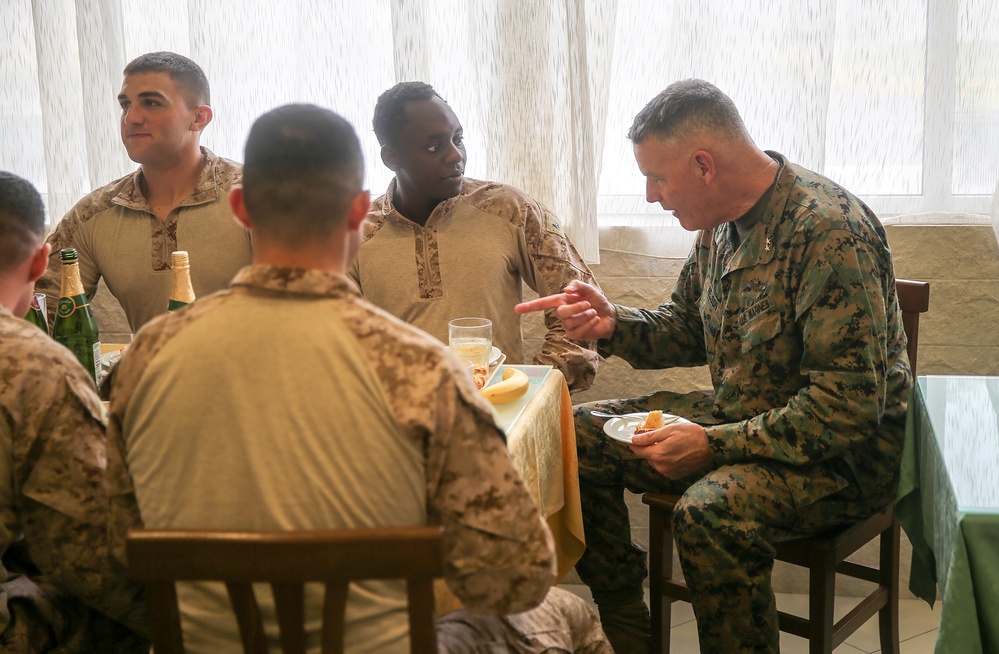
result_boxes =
[2,0,997,263]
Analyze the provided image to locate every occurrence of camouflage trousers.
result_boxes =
[0,575,148,654]
[436,587,612,653]
[573,390,872,654]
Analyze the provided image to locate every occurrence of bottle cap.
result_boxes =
[60,248,79,262]
[171,251,190,268]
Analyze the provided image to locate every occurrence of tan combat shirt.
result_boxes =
[106,265,555,653]
[349,178,599,392]
[0,306,146,639]
[37,147,252,334]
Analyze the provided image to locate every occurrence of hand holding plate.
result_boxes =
[629,421,713,480]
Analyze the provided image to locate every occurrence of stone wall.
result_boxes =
[885,219,999,377]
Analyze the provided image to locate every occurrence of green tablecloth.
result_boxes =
[895,376,999,654]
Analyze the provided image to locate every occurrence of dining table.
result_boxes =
[489,365,586,581]
[895,375,999,654]
[434,363,586,614]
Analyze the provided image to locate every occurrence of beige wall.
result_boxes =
[886,222,999,377]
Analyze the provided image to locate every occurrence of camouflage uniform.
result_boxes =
[105,265,609,652]
[36,147,252,333]
[575,154,911,653]
[0,307,147,652]
[349,177,600,392]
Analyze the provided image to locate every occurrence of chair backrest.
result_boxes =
[895,279,930,376]
[127,526,444,654]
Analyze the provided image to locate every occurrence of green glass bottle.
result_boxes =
[167,250,196,311]
[52,248,102,386]
[23,293,49,335]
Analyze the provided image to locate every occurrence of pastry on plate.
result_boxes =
[634,410,663,435]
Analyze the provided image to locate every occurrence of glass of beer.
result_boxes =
[448,317,492,369]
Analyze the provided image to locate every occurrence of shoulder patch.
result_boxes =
[544,212,565,238]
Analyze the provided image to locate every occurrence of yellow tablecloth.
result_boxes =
[503,368,586,581]
[435,367,586,614]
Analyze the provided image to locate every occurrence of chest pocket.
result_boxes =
[739,303,782,353]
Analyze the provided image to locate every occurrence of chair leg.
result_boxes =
[648,504,672,654]
[878,518,901,654]
[808,548,836,654]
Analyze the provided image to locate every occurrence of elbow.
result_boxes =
[452,561,554,615]
[445,525,556,615]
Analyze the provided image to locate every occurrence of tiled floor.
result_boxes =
[559,584,943,653]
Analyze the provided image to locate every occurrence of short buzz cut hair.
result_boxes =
[0,171,46,273]
[628,79,750,145]
[123,51,211,108]
[242,104,364,247]
[372,81,442,147]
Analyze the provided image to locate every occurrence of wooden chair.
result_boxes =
[642,278,930,653]
[127,526,444,654]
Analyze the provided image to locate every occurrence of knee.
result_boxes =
[671,491,733,551]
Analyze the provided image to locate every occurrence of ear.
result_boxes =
[27,242,51,284]
[229,186,252,230]
[691,150,716,185]
[191,104,213,132]
[380,145,399,172]
[346,190,371,232]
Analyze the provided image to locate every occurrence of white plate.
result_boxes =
[602,412,690,444]
[485,352,506,387]
[101,351,122,372]
[489,346,502,366]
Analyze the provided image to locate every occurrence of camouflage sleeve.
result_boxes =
[13,358,147,636]
[597,247,709,369]
[705,230,892,466]
[424,357,556,615]
[519,201,600,392]
[37,208,102,324]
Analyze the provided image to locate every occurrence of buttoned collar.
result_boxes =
[377,177,464,228]
[112,146,224,212]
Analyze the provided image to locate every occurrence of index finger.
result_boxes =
[515,293,569,314]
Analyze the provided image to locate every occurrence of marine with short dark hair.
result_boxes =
[36,51,251,334]
[349,81,600,393]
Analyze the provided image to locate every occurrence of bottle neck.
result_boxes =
[59,261,86,297]
[170,265,196,304]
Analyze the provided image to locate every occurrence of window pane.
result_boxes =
[599,1,935,219]
[824,1,926,196]
[954,0,999,195]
